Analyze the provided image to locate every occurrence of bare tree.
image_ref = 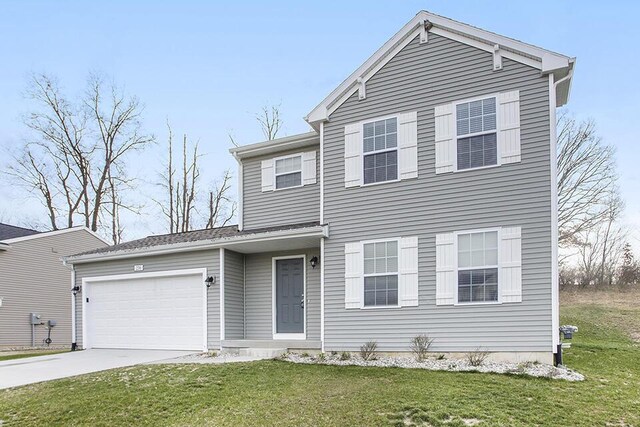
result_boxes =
[256,104,282,140]
[206,170,236,229]
[557,112,617,246]
[6,73,153,243]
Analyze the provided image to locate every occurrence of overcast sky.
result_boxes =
[0,0,638,247]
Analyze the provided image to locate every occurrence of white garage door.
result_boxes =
[84,271,205,351]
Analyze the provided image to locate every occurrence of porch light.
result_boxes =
[310,256,319,269]
[71,286,81,296]
[205,276,216,288]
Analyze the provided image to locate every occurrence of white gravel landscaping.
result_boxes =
[283,353,585,381]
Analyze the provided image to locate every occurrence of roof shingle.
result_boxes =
[0,223,40,241]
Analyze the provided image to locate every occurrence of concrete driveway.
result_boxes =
[0,349,198,389]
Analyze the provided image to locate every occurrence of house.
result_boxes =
[0,225,108,348]
[65,11,574,364]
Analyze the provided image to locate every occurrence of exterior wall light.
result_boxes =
[205,276,216,288]
[310,256,319,269]
[71,286,81,296]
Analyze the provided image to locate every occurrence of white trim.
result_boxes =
[320,122,324,224]
[233,153,244,231]
[220,248,225,342]
[81,268,208,351]
[229,131,319,159]
[272,255,307,340]
[320,237,325,352]
[71,266,76,346]
[0,242,10,251]
[273,152,304,191]
[549,74,560,351]
[305,11,573,125]
[2,226,110,245]
[452,228,502,306]
[66,225,328,264]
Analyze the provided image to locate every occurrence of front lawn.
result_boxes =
[0,350,68,362]
[1,292,638,426]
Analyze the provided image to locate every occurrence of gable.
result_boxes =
[306,11,574,127]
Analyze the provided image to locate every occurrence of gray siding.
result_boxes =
[242,147,320,230]
[244,248,321,340]
[224,249,245,339]
[74,249,221,349]
[323,34,553,352]
[0,230,106,348]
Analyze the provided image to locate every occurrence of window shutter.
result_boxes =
[344,242,363,309]
[344,123,362,188]
[302,151,317,185]
[399,236,419,306]
[435,233,456,305]
[398,112,418,180]
[498,90,521,164]
[261,159,274,192]
[500,226,522,303]
[434,103,455,174]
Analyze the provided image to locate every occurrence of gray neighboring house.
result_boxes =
[66,11,575,364]
[0,225,108,348]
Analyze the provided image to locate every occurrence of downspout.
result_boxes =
[232,152,244,231]
[549,63,574,365]
[319,121,325,352]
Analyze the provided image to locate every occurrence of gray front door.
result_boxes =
[275,258,304,334]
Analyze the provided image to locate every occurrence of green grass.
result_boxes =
[1,294,639,426]
[0,350,68,362]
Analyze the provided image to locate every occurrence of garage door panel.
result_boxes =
[85,273,204,350]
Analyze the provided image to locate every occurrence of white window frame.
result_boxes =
[453,228,502,306]
[273,153,303,191]
[361,115,400,187]
[361,237,401,309]
[453,94,501,172]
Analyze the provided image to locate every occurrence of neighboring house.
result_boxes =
[65,11,574,364]
[0,225,108,348]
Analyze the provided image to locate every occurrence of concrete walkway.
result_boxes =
[0,349,197,389]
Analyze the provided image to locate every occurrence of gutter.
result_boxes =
[0,242,10,251]
[65,225,329,265]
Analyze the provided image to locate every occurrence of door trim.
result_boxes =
[81,268,208,351]
[272,255,306,340]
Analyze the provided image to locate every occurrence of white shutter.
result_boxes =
[398,112,418,180]
[344,242,363,309]
[500,227,522,303]
[302,151,316,185]
[434,103,455,174]
[498,90,521,164]
[344,123,362,188]
[435,233,456,305]
[261,159,274,192]
[399,236,419,306]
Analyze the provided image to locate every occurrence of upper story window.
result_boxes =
[363,240,398,306]
[274,155,302,189]
[456,97,497,170]
[457,230,498,303]
[363,118,398,184]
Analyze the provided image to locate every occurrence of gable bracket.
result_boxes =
[357,77,366,100]
[493,44,503,71]
[419,19,433,44]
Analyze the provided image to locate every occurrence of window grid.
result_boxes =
[457,231,499,303]
[363,241,399,307]
[455,97,498,170]
[274,154,302,189]
[363,118,398,184]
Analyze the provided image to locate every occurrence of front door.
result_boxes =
[275,258,304,334]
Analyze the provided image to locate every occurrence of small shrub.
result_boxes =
[339,351,351,361]
[330,351,338,356]
[316,352,326,362]
[436,354,446,360]
[466,348,490,367]
[410,334,434,361]
[208,351,218,358]
[360,341,378,361]
[300,352,310,358]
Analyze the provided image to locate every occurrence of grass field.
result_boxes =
[0,291,638,426]
[0,350,69,362]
